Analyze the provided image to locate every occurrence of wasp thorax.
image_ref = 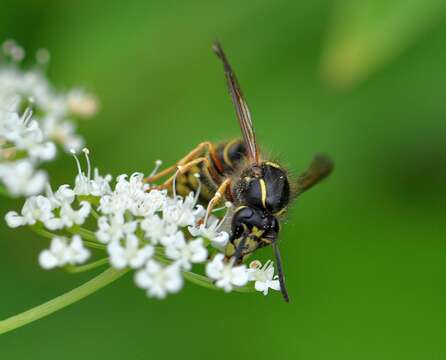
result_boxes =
[234,162,290,213]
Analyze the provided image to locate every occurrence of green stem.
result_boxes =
[30,226,105,251]
[0,267,128,335]
[182,271,219,291]
[65,258,109,273]
[82,240,106,250]
[30,226,57,240]
[90,208,100,220]
[68,226,97,242]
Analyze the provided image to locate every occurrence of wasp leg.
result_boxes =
[144,141,222,183]
[204,178,232,222]
[144,164,178,183]
[152,157,211,190]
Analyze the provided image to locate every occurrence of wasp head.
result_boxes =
[233,162,290,214]
[226,206,279,261]
[226,205,290,302]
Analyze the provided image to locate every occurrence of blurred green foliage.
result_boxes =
[321,0,446,88]
[1,0,446,359]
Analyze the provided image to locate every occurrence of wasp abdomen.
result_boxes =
[216,139,246,174]
[175,139,247,202]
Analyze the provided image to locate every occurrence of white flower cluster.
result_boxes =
[4,148,282,299]
[0,39,98,197]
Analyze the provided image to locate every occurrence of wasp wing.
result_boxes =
[213,41,260,164]
[296,154,334,196]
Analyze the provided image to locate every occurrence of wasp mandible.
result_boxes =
[145,41,333,302]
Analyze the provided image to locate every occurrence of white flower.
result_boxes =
[46,201,91,229]
[188,215,229,249]
[0,108,56,161]
[248,260,281,296]
[132,189,167,217]
[0,40,95,156]
[0,160,47,197]
[45,184,75,208]
[4,211,24,228]
[206,254,249,292]
[140,214,177,245]
[163,192,204,227]
[61,201,91,226]
[98,193,127,215]
[98,172,151,216]
[160,230,184,247]
[29,140,56,161]
[165,232,207,270]
[90,168,112,196]
[38,235,90,269]
[42,116,84,151]
[5,195,53,227]
[107,234,154,269]
[71,148,111,196]
[114,173,151,215]
[96,213,137,244]
[135,260,183,299]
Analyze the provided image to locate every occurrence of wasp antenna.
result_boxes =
[273,242,290,303]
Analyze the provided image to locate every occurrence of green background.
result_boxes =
[1,0,446,358]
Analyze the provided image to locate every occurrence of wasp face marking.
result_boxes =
[259,178,267,208]
[228,206,280,259]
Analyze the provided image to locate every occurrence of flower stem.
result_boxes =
[68,225,97,242]
[0,267,128,335]
[65,257,109,273]
[31,225,105,251]
[182,271,219,291]
[30,225,57,239]
[82,240,106,250]
[90,207,100,220]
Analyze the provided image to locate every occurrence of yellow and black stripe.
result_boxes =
[175,138,247,202]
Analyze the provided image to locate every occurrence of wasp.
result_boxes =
[145,42,333,302]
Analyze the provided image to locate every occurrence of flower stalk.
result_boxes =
[0,267,128,335]
[65,257,109,273]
